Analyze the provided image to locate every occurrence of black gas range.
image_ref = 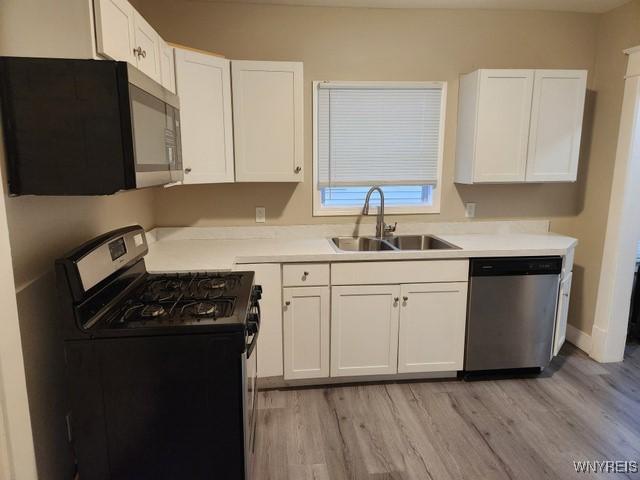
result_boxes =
[56,226,261,480]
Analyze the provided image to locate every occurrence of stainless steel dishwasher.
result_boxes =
[465,257,562,373]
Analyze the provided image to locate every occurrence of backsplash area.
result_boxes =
[148,220,550,243]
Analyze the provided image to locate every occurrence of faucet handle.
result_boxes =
[384,222,397,235]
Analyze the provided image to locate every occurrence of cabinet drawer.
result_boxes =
[283,264,330,287]
[331,260,469,285]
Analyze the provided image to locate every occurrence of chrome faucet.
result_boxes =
[362,186,396,238]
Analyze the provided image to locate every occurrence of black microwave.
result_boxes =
[0,57,182,195]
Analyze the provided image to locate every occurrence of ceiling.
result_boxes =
[207,0,630,13]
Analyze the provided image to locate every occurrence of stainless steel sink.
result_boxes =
[330,237,396,252]
[330,235,459,252]
[384,235,460,250]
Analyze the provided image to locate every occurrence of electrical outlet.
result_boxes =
[255,207,266,223]
[464,202,477,218]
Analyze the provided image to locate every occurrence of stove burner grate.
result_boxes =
[141,304,166,318]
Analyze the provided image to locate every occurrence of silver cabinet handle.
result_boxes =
[403,296,408,302]
[133,46,147,58]
[184,168,192,174]
[285,301,291,306]
[303,271,309,277]
[393,297,399,305]
[294,166,302,174]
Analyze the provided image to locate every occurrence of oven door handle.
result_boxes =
[247,328,259,358]
[246,302,260,358]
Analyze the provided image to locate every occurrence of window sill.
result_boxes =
[313,205,441,217]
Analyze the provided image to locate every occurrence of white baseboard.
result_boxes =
[566,324,592,354]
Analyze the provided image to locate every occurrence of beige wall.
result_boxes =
[554,0,640,333]
[131,0,598,228]
[1,1,157,478]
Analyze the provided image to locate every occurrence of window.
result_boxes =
[313,81,446,216]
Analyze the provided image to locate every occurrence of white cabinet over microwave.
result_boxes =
[94,0,168,85]
[455,68,587,184]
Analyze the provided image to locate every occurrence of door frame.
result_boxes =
[592,45,640,362]
[0,150,37,477]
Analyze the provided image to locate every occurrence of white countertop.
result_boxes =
[144,230,577,273]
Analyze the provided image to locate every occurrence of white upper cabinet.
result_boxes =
[397,283,468,373]
[455,68,587,184]
[456,69,534,183]
[159,40,176,93]
[131,10,161,83]
[93,0,137,65]
[175,48,235,184]
[93,0,163,83]
[526,70,587,182]
[232,61,304,182]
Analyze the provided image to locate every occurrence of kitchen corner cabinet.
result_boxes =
[455,69,587,184]
[175,48,235,184]
[331,285,401,377]
[283,287,330,380]
[94,0,165,84]
[93,0,137,65]
[232,61,304,182]
[397,282,467,373]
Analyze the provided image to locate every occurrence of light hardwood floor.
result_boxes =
[254,344,640,480]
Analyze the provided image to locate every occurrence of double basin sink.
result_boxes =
[331,234,460,252]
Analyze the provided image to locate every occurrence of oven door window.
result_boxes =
[129,86,171,171]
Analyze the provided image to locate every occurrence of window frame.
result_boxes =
[312,80,447,217]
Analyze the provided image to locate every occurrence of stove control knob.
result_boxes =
[247,314,259,334]
[252,285,263,300]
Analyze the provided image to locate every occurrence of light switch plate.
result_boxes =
[464,202,476,218]
[255,207,266,223]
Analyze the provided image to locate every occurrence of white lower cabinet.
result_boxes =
[331,285,401,377]
[281,261,471,382]
[283,287,330,380]
[397,283,468,373]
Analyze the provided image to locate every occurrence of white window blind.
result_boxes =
[316,82,445,188]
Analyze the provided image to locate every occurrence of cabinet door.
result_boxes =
[132,10,161,83]
[233,264,283,378]
[232,61,303,182]
[331,285,400,377]
[159,40,176,93]
[175,49,235,184]
[526,70,587,183]
[474,69,534,182]
[93,0,136,65]
[553,272,573,356]
[398,283,467,373]
[283,287,330,380]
